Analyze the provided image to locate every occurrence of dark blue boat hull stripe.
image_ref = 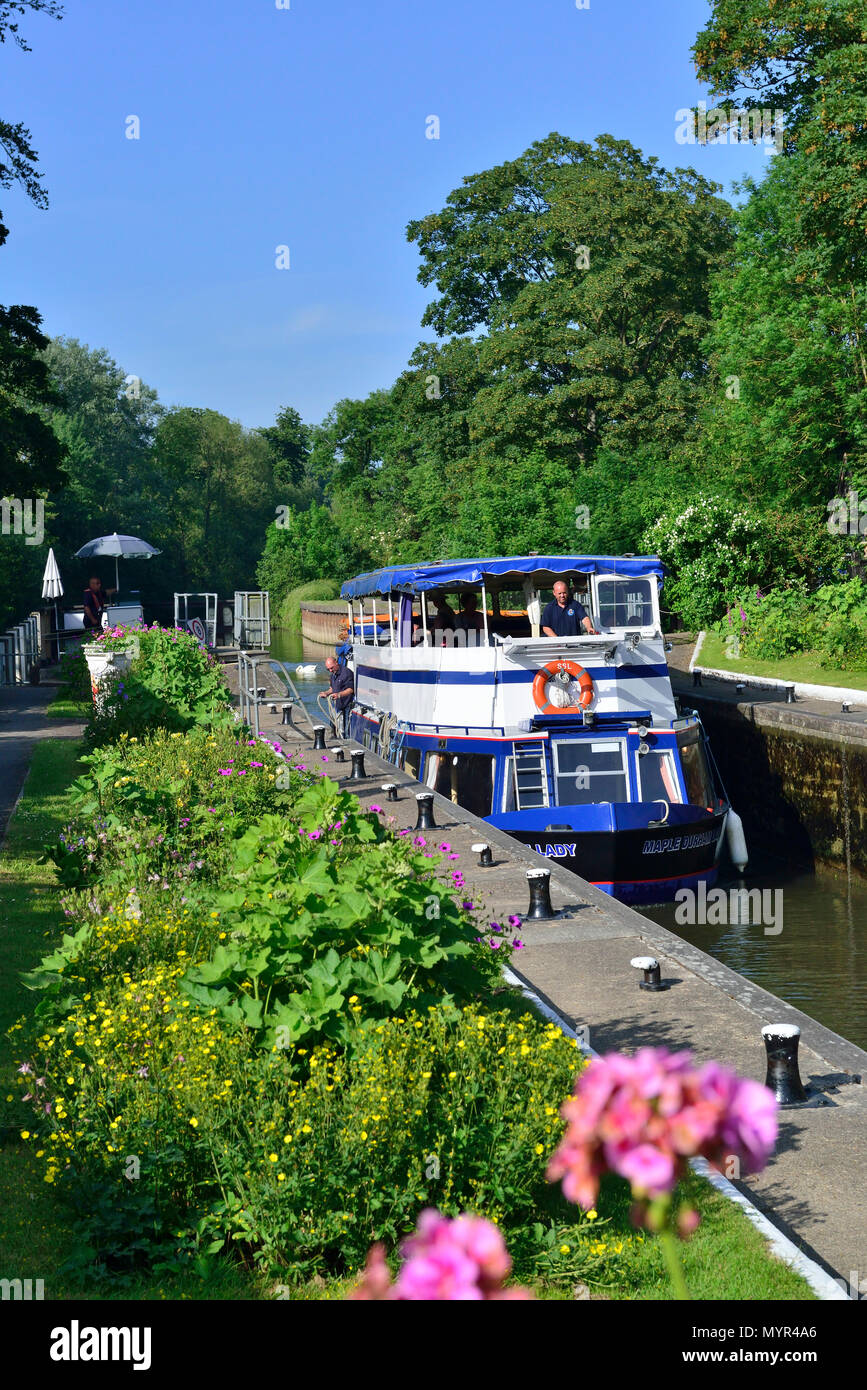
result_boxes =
[356,663,669,687]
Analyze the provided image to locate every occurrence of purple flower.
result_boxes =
[513,939,525,950]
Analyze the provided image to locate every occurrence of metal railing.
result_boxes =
[236,652,315,736]
[0,614,40,685]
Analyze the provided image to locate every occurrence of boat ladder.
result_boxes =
[512,740,550,809]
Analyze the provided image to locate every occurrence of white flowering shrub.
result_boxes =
[643,495,768,628]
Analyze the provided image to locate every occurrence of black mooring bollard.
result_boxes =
[472,841,494,867]
[526,868,555,920]
[631,955,667,991]
[762,1024,808,1106]
[415,792,436,830]
[333,746,345,762]
[382,783,398,802]
[785,684,796,704]
[692,670,702,687]
[349,749,366,780]
[281,704,292,725]
[312,725,327,750]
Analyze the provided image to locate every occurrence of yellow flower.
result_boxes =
[534,1143,544,1155]
[20,1130,30,1140]
[586,1209,597,1221]
[559,1244,571,1254]
[189,1117,199,1128]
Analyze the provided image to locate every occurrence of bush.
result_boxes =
[721,578,867,670]
[45,726,296,898]
[13,994,590,1280]
[725,585,812,661]
[56,645,90,701]
[84,625,233,746]
[812,579,867,670]
[277,579,341,632]
[180,778,511,1048]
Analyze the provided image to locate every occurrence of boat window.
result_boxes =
[430,753,494,816]
[553,739,628,806]
[676,729,715,807]
[595,578,654,628]
[636,747,682,804]
[402,747,421,780]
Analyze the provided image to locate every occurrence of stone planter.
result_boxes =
[83,639,138,711]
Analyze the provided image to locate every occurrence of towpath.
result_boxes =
[0,686,84,846]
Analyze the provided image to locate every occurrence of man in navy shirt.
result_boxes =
[323,656,354,736]
[541,580,596,636]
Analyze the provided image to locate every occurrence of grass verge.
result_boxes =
[0,740,263,1300]
[699,631,867,692]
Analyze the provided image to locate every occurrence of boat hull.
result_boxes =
[502,810,728,905]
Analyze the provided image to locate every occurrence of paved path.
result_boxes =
[0,686,84,845]
[247,700,867,1295]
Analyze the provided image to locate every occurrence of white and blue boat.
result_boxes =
[339,555,739,905]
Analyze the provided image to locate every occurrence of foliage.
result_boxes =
[257,502,364,596]
[723,579,867,671]
[274,579,341,632]
[83,625,233,746]
[56,644,89,701]
[13,990,586,1279]
[43,724,292,897]
[180,784,509,1048]
[644,495,769,628]
[0,305,66,499]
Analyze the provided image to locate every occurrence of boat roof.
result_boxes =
[341,555,664,599]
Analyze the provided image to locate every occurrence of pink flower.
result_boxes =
[349,1210,532,1301]
[547,1047,777,1217]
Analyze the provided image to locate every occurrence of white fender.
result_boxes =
[725,808,749,872]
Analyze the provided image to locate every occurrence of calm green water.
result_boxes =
[267,629,867,1051]
[269,628,335,723]
[642,855,867,1051]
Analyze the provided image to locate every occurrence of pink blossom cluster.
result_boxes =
[547,1047,778,1209]
[351,1210,531,1301]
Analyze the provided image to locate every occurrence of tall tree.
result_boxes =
[0,0,66,501]
[152,407,277,596]
[407,134,734,464]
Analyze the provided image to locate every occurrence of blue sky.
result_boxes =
[1,0,775,430]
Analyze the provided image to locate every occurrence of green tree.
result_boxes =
[699,157,867,511]
[0,0,66,502]
[258,404,315,497]
[152,407,277,597]
[408,133,734,464]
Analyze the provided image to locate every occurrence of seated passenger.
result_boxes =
[542,580,596,636]
[454,593,485,633]
[429,592,456,635]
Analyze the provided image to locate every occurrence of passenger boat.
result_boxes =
[338,556,742,905]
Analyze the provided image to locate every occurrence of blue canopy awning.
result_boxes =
[340,555,665,599]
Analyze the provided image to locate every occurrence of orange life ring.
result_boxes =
[532,660,594,715]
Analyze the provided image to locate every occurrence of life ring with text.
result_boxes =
[532,660,594,715]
